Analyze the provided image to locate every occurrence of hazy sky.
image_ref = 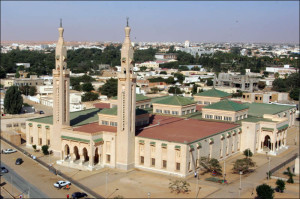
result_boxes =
[1,1,299,43]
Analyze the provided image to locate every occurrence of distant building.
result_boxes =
[194,88,232,105]
[155,53,177,60]
[242,92,289,104]
[214,73,259,92]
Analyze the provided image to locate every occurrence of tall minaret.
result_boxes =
[52,19,70,155]
[116,18,136,170]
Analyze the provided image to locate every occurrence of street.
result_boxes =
[1,162,48,198]
[0,140,82,198]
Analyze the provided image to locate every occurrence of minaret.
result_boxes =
[52,19,70,155]
[116,18,136,170]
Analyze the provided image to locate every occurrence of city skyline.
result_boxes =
[1,1,299,43]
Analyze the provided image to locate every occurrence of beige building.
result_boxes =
[153,95,196,116]
[110,94,151,109]
[242,92,289,104]
[202,100,249,122]
[194,88,231,105]
[25,21,298,177]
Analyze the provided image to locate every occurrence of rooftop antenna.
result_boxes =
[60,18,62,28]
[126,17,129,27]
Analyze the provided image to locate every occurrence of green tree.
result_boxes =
[258,81,266,90]
[275,179,285,193]
[19,85,30,95]
[166,77,175,84]
[160,71,167,75]
[140,66,147,71]
[99,78,118,98]
[192,84,200,95]
[191,66,200,71]
[174,73,185,83]
[169,180,191,194]
[272,78,288,92]
[150,87,159,94]
[289,88,299,101]
[4,86,23,114]
[168,45,176,53]
[232,158,256,174]
[81,92,99,102]
[243,149,253,158]
[230,47,241,55]
[82,82,94,92]
[274,72,279,79]
[256,184,274,199]
[168,87,182,94]
[32,144,37,151]
[29,86,37,96]
[263,71,269,77]
[206,79,213,86]
[283,167,295,183]
[41,145,49,155]
[199,157,222,175]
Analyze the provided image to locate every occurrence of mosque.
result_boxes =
[25,21,297,177]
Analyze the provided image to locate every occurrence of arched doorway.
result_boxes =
[74,146,80,160]
[64,144,70,156]
[83,148,89,162]
[94,148,99,164]
[263,135,271,150]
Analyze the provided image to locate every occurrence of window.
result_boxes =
[236,117,239,121]
[255,97,258,100]
[172,111,178,115]
[31,137,33,144]
[156,109,162,113]
[110,122,117,126]
[215,115,222,120]
[191,109,195,113]
[186,110,190,114]
[188,162,192,171]
[146,104,149,108]
[176,162,181,171]
[102,120,108,125]
[224,116,232,121]
[39,138,42,145]
[47,139,50,145]
[198,101,203,105]
[204,101,210,105]
[182,111,186,115]
[141,105,145,108]
[269,96,272,100]
[163,160,167,168]
[151,158,155,166]
[164,110,170,114]
[140,156,144,165]
[106,154,111,163]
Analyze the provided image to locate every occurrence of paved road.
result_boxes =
[1,162,49,198]
[207,147,299,198]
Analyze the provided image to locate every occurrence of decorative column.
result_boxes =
[79,150,84,166]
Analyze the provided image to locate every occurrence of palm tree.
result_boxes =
[283,167,295,183]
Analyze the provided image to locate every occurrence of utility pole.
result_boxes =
[268,156,271,180]
[239,171,243,198]
[11,174,13,196]
[106,172,108,196]
[223,159,226,182]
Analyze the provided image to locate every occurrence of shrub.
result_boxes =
[275,179,285,193]
[32,145,37,151]
[169,180,191,194]
[41,145,49,155]
[256,184,274,199]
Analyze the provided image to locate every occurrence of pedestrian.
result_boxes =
[67,194,69,199]
[194,171,197,178]
[66,184,70,190]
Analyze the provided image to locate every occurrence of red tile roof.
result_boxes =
[93,103,111,109]
[137,115,239,143]
[73,122,117,134]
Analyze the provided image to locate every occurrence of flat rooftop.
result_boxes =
[73,122,117,134]
[137,115,239,144]
[247,103,294,117]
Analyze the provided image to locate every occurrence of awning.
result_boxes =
[37,124,42,127]
[197,142,202,148]
[139,140,145,144]
[45,125,50,129]
[162,143,167,147]
[175,145,181,149]
[150,141,156,146]
[262,127,274,131]
[94,138,103,143]
[61,135,89,143]
[277,124,289,131]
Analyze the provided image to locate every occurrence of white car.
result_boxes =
[2,149,17,154]
[53,181,71,188]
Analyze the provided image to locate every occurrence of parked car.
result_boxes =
[1,167,8,173]
[39,110,44,114]
[2,149,17,154]
[15,158,23,165]
[71,192,88,199]
[53,181,71,188]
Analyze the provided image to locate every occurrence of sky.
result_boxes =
[1,1,299,43]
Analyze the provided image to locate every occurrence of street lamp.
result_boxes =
[268,156,271,180]
[239,171,243,198]
[147,192,151,199]
[223,160,226,182]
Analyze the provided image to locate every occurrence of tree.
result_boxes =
[243,149,253,158]
[206,79,213,86]
[256,184,274,199]
[263,71,269,77]
[82,82,94,92]
[168,180,191,194]
[19,85,30,95]
[100,78,118,98]
[168,87,182,94]
[289,88,299,101]
[160,71,167,75]
[232,158,256,174]
[4,86,23,114]
[41,145,49,155]
[258,81,266,90]
[192,84,200,95]
[272,78,288,92]
[283,167,295,183]
[275,179,285,193]
[166,77,175,84]
[150,87,159,94]
[32,144,37,152]
[199,157,222,175]
[29,86,37,96]
[230,47,241,55]
[81,92,99,102]
[174,73,185,83]
[191,66,200,71]
[274,72,279,79]
[139,66,147,71]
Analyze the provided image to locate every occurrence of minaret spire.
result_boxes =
[60,18,62,28]
[126,17,129,27]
